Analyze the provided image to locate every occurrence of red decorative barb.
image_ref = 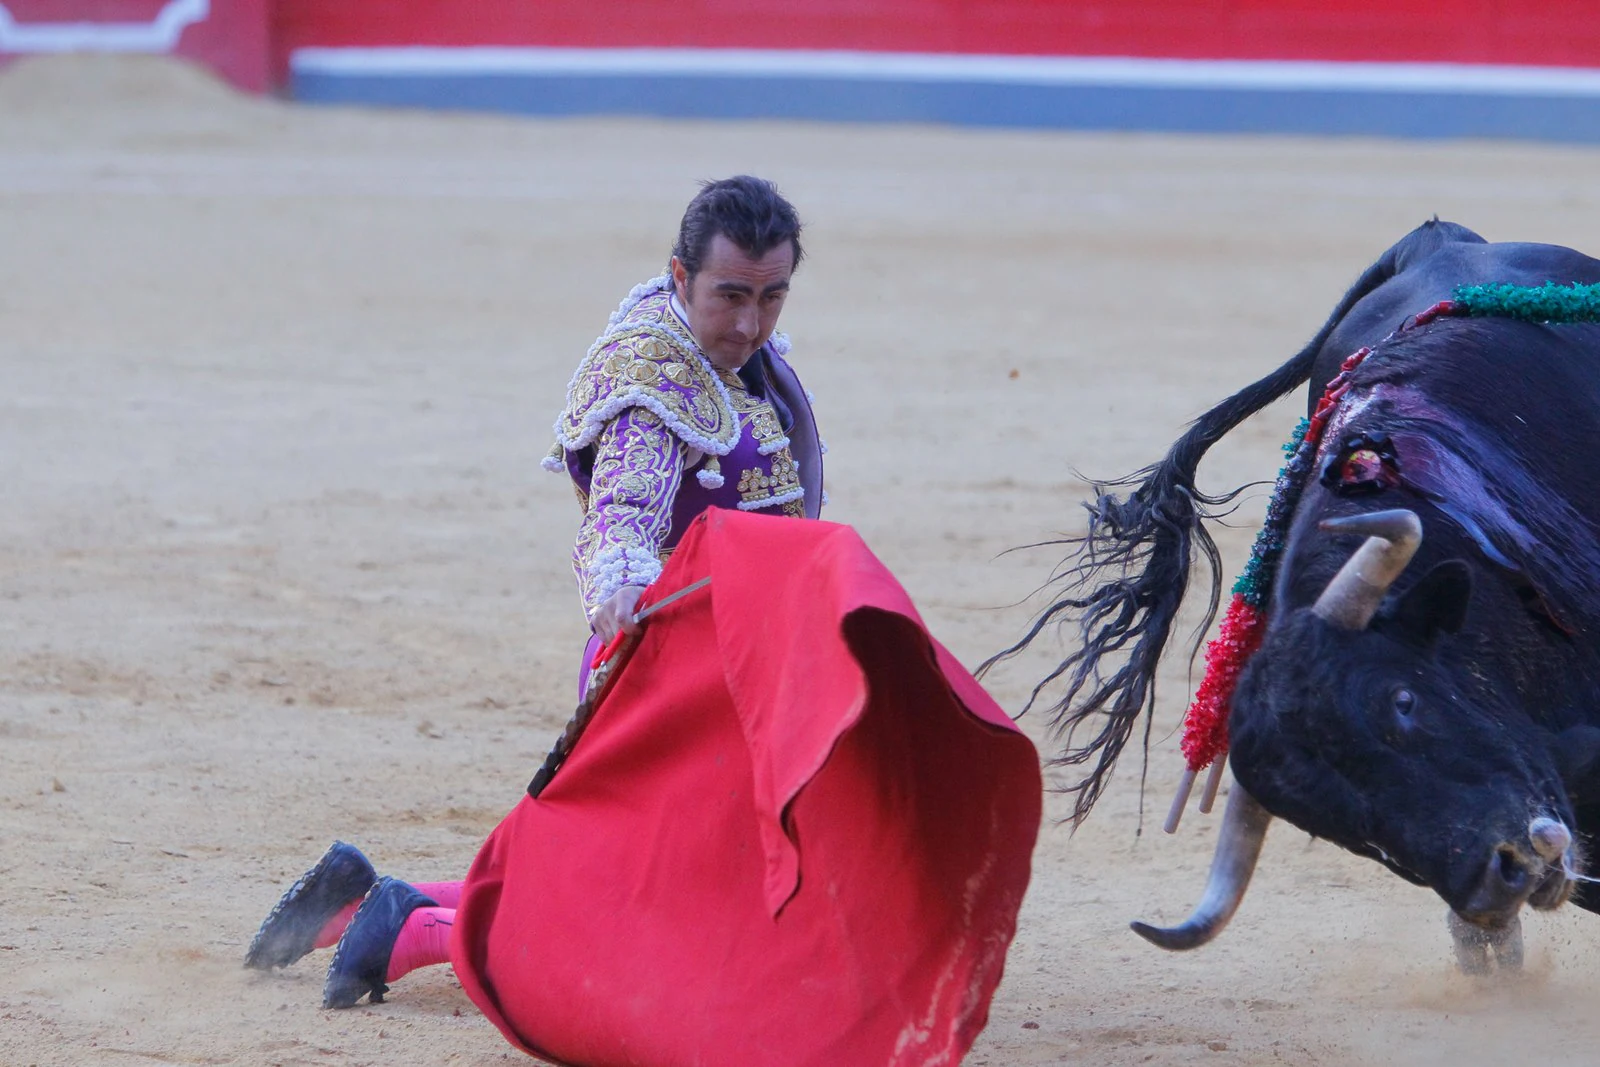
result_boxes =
[1180,597,1266,771]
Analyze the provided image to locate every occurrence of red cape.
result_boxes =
[452,509,1042,1066]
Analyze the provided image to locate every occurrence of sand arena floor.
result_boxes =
[6,54,1600,1067]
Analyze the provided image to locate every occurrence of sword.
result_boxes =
[526,576,711,798]
[631,574,711,624]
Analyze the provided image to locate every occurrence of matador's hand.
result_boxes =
[592,585,646,643]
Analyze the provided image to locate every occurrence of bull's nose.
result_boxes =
[1458,844,1538,922]
[1491,845,1532,895]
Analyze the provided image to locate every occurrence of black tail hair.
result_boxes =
[987,246,1417,826]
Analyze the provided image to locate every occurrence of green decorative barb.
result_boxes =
[1231,417,1311,607]
[1453,281,1600,324]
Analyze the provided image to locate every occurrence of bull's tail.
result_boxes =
[991,232,1443,826]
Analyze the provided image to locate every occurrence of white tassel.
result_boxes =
[756,435,791,456]
[696,455,724,489]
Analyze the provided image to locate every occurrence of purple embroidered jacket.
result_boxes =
[546,277,824,618]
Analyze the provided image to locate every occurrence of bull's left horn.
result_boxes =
[1131,778,1272,950]
[1311,509,1423,630]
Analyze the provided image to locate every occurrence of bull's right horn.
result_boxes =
[1131,776,1273,950]
[1311,509,1423,630]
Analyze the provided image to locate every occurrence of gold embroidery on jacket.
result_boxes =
[556,293,737,452]
[571,408,685,614]
[715,370,803,512]
[737,448,802,509]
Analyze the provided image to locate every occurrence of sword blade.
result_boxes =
[630,574,711,624]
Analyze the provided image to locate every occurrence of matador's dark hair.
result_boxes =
[672,175,804,281]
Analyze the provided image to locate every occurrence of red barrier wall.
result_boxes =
[0,0,269,90]
[5,1,1596,95]
[272,0,1600,71]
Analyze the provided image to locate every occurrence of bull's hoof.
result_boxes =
[1447,910,1523,975]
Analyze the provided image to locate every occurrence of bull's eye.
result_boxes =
[1319,433,1400,495]
[1392,688,1417,719]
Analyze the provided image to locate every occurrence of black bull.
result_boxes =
[1007,219,1600,971]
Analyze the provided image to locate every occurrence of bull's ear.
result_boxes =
[1387,560,1472,646]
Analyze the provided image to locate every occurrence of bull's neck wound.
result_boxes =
[1178,282,1600,776]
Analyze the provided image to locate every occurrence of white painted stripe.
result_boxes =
[0,0,208,52]
[290,46,1600,97]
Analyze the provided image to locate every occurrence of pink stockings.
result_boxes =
[314,880,462,981]
[384,906,454,982]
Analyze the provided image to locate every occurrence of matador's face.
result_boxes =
[672,233,793,373]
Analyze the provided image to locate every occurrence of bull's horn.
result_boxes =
[1311,510,1423,630]
[1131,777,1273,950]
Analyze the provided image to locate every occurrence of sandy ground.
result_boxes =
[6,55,1600,1067]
